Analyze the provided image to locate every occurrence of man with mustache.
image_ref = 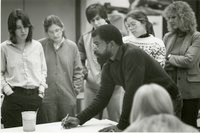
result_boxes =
[62,24,182,132]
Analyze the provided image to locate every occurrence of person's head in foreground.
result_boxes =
[125,114,199,132]
[130,83,174,123]
[124,83,198,132]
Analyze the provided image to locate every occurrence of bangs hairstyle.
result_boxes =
[130,83,174,123]
[8,9,33,44]
[86,3,110,24]
[124,11,155,35]
[92,24,123,45]
[43,15,66,38]
[164,1,197,33]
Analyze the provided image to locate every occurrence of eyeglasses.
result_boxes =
[47,28,62,35]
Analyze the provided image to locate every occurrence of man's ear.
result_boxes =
[109,41,116,47]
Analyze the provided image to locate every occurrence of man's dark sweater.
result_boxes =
[77,43,182,130]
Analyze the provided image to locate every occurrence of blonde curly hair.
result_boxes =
[163,1,197,33]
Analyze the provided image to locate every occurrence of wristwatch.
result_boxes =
[39,91,44,96]
[167,54,171,60]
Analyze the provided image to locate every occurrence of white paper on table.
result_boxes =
[1,118,117,132]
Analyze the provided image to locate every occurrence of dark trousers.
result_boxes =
[173,94,183,119]
[181,99,200,128]
[1,87,42,128]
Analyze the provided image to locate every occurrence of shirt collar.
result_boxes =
[7,40,14,46]
[109,44,125,62]
[53,37,65,50]
[138,33,150,38]
[7,40,30,47]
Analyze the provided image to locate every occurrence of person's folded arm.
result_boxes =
[169,34,200,68]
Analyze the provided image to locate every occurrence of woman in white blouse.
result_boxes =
[1,9,47,128]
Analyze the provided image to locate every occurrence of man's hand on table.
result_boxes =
[99,125,122,132]
[61,115,80,129]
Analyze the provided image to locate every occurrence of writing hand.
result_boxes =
[61,115,80,129]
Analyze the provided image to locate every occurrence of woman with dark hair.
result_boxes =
[163,1,200,128]
[123,11,166,67]
[1,9,47,128]
[38,15,83,123]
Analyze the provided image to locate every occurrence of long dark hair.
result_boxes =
[8,9,33,44]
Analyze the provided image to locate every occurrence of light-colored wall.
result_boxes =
[1,0,76,42]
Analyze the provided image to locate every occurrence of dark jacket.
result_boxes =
[77,43,181,130]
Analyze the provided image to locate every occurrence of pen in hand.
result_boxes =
[61,114,80,129]
[61,114,69,128]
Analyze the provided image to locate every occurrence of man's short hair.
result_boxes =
[86,3,110,24]
[92,24,123,45]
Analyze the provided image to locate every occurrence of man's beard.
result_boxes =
[95,51,112,68]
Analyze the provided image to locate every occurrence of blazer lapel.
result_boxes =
[179,33,192,55]
[166,33,177,55]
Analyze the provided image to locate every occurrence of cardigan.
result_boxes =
[40,38,83,100]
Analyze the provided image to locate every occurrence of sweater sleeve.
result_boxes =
[77,35,86,60]
[39,43,48,89]
[154,40,166,68]
[169,33,200,68]
[73,44,84,93]
[1,44,9,92]
[76,63,115,124]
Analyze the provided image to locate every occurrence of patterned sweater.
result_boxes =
[123,35,166,67]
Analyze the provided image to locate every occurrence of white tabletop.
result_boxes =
[1,118,117,132]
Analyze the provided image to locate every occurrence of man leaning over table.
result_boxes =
[61,24,182,132]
